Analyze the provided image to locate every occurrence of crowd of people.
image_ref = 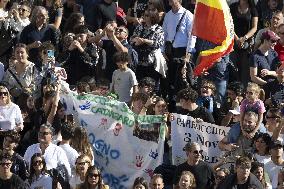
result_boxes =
[0,0,284,188]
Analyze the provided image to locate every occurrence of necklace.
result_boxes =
[238,5,249,14]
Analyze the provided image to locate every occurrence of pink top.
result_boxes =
[240,99,266,114]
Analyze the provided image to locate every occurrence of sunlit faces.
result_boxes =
[188,145,202,162]
[0,159,12,173]
[0,89,8,103]
[32,157,44,172]
[3,136,17,151]
[88,170,100,186]
[38,127,52,143]
[14,47,28,63]
[19,5,31,19]
[154,100,167,115]
[254,137,268,153]
[36,9,48,26]
[245,87,259,102]
[242,114,258,133]
[200,85,213,97]
[116,61,128,71]
[179,174,194,189]
[271,13,284,28]
[253,167,264,181]
[151,177,164,189]
[76,157,90,173]
[76,33,88,44]
[236,164,251,182]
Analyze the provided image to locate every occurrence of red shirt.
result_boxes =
[274,42,284,63]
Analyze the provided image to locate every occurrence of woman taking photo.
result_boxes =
[28,153,53,189]
[70,154,91,189]
[3,43,41,99]
[77,166,109,189]
[130,9,164,87]
[0,85,23,131]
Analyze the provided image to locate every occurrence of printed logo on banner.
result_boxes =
[171,114,229,165]
[61,88,166,188]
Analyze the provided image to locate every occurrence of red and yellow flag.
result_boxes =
[192,0,234,76]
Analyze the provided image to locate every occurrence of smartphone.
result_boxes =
[66,114,74,123]
[47,50,54,58]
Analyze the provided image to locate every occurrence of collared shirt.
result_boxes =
[162,7,196,53]
[24,143,71,177]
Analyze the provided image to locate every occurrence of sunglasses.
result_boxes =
[77,162,89,166]
[19,8,29,12]
[88,173,100,178]
[38,131,50,136]
[0,92,8,96]
[192,150,203,155]
[115,28,126,33]
[0,162,12,167]
[33,160,43,165]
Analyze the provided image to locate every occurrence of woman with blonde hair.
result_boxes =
[0,85,24,131]
[77,166,109,189]
[178,171,196,189]
[70,154,92,189]
[71,127,94,163]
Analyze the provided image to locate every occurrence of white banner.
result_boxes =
[60,84,166,189]
[171,113,230,165]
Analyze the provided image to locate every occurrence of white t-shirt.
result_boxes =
[111,68,138,103]
[69,174,84,189]
[0,103,23,130]
[264,160,282,188]
[255,154,271,165]
[24,143,71,177]
[30,173,52,189]
[59,144,79,168]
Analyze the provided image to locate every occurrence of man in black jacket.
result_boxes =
[217,156,263,189]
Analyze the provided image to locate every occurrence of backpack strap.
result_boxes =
[8,69,24,88]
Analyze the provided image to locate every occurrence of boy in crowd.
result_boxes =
[110,52,138,104]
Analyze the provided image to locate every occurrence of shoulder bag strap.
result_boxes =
[8,69,24,88]
[172,10,187,43]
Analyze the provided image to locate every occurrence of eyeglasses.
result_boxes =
[88,173,100,178]
[0,162,12,167]
[19,8,29,12]
[115,28,126,34]
[0,92,8,96]
[192,150,203,155]
[33,160,43,166]
[38,131,50,136]
[77,162,89,166]
[246,91,254,95]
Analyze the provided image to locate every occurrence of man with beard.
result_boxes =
[173,142,215,189]
[219,111,260,157]
[216,156,263,189]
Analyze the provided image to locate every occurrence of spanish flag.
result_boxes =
[193,0,234,76]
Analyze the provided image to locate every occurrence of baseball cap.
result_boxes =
[261,30,280,42]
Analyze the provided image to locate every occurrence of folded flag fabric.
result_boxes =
[192,0,234,76]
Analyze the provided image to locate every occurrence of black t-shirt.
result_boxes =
[249,49,279,83]
[230,2,258,37]
[173,161,215,189]
[0,174,27,189]
[94,1,117,31]
[178,106,215,123]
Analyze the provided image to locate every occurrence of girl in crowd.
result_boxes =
[214,168,230,189]
[0,85,23,131]
[69,154,91,189]
[28,153,53,189]
[240,82,265,138]
[132,177,148,189]
[251,161,272,189]
[3,43,41,99]
[71,127,94,163]
[178,171,196,189]
[253,132,272,165]
[77,166,109,189]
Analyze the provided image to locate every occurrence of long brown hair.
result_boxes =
[71,127,94,161]
[79,166,107,189]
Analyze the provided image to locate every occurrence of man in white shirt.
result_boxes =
[264,140,284,189]
[59,122,79,169]
[24,124,71,177]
